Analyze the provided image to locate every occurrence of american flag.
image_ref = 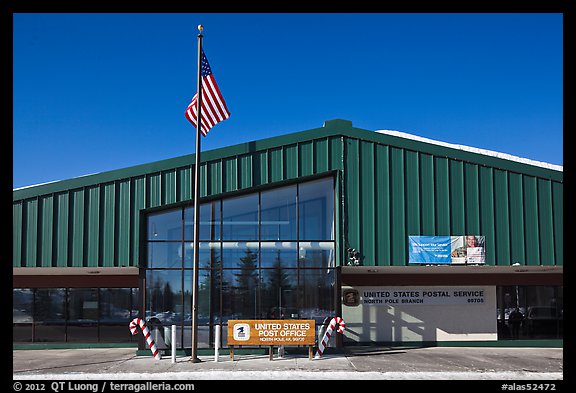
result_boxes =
[185,49,230,136]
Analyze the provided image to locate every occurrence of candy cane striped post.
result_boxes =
[129,318,161,360]
[314,317,345,358]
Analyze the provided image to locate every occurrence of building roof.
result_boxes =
[14,119,562,200]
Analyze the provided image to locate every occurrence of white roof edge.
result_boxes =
[376,130,563,172]
[13,172,102,191]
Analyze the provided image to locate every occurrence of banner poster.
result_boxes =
[409,235,485,264]
[451,235,485,264]
[408,236,451,264]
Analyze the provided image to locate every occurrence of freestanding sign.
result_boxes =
[227,319,316,360]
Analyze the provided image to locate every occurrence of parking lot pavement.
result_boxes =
[12,346,563,380]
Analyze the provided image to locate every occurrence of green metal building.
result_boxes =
[13,119,563,348]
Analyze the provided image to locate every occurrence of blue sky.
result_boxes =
[13,13,563,189]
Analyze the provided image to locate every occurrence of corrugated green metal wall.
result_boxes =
[342,136,563,266]
[12,134,345,268]
[13,120,563,269]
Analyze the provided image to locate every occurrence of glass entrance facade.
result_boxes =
[144,176,336,348]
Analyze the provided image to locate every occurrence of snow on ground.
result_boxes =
[14,371,563,380]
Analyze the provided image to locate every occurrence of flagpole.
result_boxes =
[190,24,203,363]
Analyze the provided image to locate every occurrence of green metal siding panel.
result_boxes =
[223,157,238,193]
[86,187,100,267]
[508,173,526,265]
[284,144,298,179]
[25,199,38,268]
[479,167,495,265]
[117,180,131,266]
[131,177,146,267]
[434,157,450,235]
[101,183,116,267]
[70,189,85,267]
[390,147,405,266]
[464,163,480,234]
[494,170,511,266]
[314,139,328,173]
[12,123,563,272]
[405,150,420,236]
[13,202,22,266]
[298,141,314,177]
[537,179,555,265]
[449,160,465,235]
[162,170,177,205]
[375,144,391,266]
[523,175,540,266]
[207,161,222,195]
[360,141,375,266]
[147,173,162,208]
[239,154,253,189]
[552,181,563,265]
[419,153,435,234]
[55,193,69,267]
[269,148,283,183]
[345,138,360,254]
[329,136,343,170]
[40,195,54,267]
[253,151,268,187]
[177,166,192,201]
[199,160,208,196]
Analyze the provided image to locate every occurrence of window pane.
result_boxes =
[299,269,335,324]
[146,270,183,326]
[99,289,132,343]
[67,289,98,343]
[184,202,221,241]
[298,178,334,240]
[147,209,182,241]
[222,242,259,269]
[34,288,66,342]
[131,288,140,319]
[183,270,212,325]
[100,289,131,323]
[261,185,296,240]
[222,269,259,322]
[298,242,335,268]
[525,286,561,339]
[13,289,33,342]
[147,241,182,268]
[260,269,298,319]
[184,242,221,269]
[222,194,258,240]
[13,289,33,323]
[260,242,297,268]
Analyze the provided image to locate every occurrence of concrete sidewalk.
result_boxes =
[13,346,563,380]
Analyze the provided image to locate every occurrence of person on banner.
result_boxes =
[508,307,524,339]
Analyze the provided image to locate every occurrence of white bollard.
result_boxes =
[171,324,176,363]
[214,324,220,362]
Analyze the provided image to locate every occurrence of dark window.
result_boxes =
[13,289,33,343]
[67,289,98,343]
[497,285,563,340]
[99,289,132,343]
[34,288,66,343]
